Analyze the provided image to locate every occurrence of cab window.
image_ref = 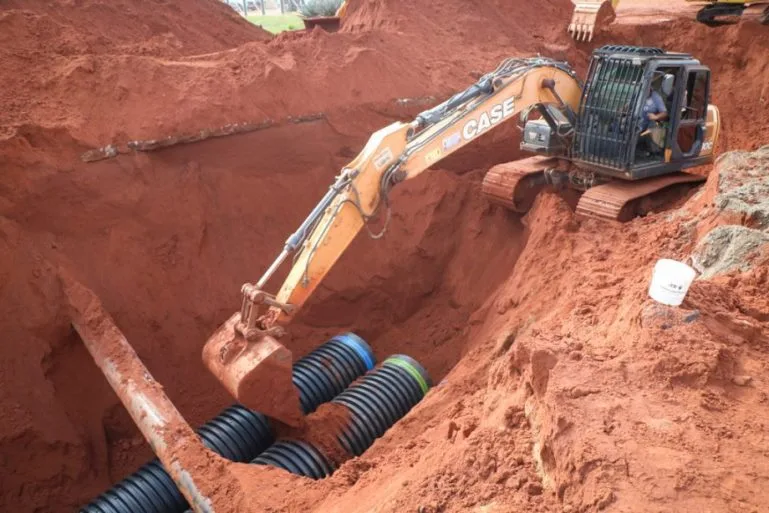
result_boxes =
[682,71,708,120]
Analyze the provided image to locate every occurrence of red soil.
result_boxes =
[275,402,353,466]
[1,0,769,512]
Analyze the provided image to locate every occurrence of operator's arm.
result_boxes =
[238,57,583,338]
[648,92,668,122]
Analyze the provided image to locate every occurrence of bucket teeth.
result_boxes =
[568,22,595,42]
[568,0,613,42]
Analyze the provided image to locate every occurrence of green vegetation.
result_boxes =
[297,0,342,17]
[247,14,304,33]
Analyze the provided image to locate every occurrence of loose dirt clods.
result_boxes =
[2,0,769,512]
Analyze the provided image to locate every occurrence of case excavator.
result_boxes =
[569,0,769,41]
[71,46,720,511]
[204,45,719,426]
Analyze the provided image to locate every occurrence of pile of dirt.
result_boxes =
[1,0,578,148]
[0,0,270,57]
[342,0,572,51]
[276,152,769,513]
[2,0,769,512]
[0,0,270,146]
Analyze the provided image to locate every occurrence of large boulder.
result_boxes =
[690,146,769,278]
[709,145,769,228]
[692,225,769,278]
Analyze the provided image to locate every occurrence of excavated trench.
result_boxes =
[18,80,762,511]
[77,106,713,511]
[5,1,769,510]
[30,107,530,505]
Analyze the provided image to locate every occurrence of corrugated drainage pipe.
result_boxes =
[81,332,375,513]
[252,354,431,479]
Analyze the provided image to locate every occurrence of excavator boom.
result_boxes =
[204,57,583,425]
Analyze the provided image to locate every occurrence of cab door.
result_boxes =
[672,66,710,160]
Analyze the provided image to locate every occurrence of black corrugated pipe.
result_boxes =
[252,354,431,479]
[253,440,336,480]
[81,333,375,513]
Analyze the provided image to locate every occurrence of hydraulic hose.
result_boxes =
[252,354,431,479]
[81,333,375,513]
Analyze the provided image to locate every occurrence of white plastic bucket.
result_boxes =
[648,259,697,307]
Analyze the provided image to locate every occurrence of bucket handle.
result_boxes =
[683,255,703,279]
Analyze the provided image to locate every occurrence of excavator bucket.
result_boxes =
[568,0,618,42]
[202,313,304,427]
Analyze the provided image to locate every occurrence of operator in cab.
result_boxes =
[637,74,673,157]
[641,90,669,131]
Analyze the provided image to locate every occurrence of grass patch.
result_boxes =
[247,14,304,34]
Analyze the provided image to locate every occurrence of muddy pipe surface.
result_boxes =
[252,354,432,479]
[81,333,375,513]
[61,274,217,513]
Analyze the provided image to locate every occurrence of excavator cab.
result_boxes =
[511,45,720,220]
[571,45,717,180]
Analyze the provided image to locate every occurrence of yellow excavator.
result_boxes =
[569,0,769,41]
[201,45,721,426]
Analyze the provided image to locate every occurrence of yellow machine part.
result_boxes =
[570,0,767,42]
[568,0,620,42]
[687,0,769,24]
[686,0,756,4]
[335,0,348,17]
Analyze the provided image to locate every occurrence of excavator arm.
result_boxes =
[202,57,582,426]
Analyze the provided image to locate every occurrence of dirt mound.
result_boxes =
[0,0,269,57]
[0,1,571,150]
[342,0,573,49]
[0,0,270,147]
[296,150,769,513]
[2,0,769,512]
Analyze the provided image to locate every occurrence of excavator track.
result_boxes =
[482,157,559,213]
[575,172,706,222]
[695,3,746,25]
